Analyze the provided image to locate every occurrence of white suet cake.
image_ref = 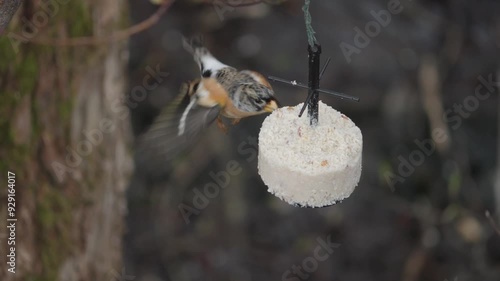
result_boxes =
[258,101,362,207]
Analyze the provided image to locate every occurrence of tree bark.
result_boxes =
[0,0,21,34]
[0,1,131,280]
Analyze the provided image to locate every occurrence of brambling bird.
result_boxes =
[183,37,279,130]
[134,40,278,177]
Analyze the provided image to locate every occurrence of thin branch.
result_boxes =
[226,0,263,7]
[495,70,500,230]
[31,0,175,47]
[419,54,451,155]
[203,0,264,7]
[486,211,500,236]
[226,0,262,7]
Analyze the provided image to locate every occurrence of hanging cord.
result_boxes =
[302,0,318,47]
[267,1,359,125]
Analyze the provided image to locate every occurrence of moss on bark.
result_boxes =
[0,1,129,280]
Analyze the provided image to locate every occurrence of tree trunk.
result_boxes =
[0,1,131,280]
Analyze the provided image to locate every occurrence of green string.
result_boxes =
[302,0,318,47]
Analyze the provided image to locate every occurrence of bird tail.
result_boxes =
[182,36,210,68]
[182,35,228,76]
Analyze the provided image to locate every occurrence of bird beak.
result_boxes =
[264,99,279,112]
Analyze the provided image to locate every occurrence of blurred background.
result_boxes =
[1,0,500,280]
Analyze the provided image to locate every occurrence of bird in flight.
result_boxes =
[134,37,279,178]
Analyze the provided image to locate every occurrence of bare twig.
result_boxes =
[419,55,451,155]
[485,211,500,236]
[495,70,500,228]
[31,0,175,47]
[203,0,263,7]
[226,0,263,7]
[402,247,428,281]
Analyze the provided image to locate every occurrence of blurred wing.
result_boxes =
[134,85,221,178]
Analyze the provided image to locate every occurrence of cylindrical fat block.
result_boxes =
[258,101,362,207]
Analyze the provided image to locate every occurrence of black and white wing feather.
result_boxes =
[134,83,221,178]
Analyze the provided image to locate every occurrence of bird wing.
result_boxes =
[134,83,221,179]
